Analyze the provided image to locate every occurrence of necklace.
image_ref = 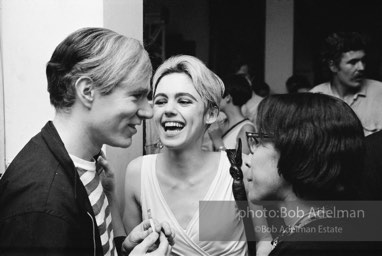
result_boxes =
[222,118,249,138]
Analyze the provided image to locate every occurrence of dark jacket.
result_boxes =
[361,130,382,200]
[0,121,103,255]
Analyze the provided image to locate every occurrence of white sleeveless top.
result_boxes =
[140,152,248,256]
[222,119,255,150]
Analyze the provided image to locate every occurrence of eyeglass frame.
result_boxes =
[246,131,274,154]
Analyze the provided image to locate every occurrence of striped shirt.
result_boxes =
[70,154,116,256]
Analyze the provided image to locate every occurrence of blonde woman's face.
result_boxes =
[153,73,207,149]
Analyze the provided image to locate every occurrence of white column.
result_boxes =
[265,0,294,93]
[0,2,5,174]
[103,0,144,211]
[0,0,103,174]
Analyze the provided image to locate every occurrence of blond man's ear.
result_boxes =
[75,76,95,109]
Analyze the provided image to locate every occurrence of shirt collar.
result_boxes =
[357,81,367,97]
[329,80,367,99]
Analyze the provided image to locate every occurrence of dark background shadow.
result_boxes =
[144,0,382,88]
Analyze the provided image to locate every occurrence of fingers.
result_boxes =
[143,218,168,234]
[141,219,152,230]
[97,155,114,177]
[128,232,159,255]
[142,220,175,247]
[123,221,152,252]
[134,221,152,239]
[129,232,172,256]
[153,232,171,256]
[160,222,175,246]
[160,222,172,236]
[96,154,115,195]
[141,219,158,233]
[99,149,106,158]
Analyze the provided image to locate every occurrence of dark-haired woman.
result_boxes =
[244,93,382,255]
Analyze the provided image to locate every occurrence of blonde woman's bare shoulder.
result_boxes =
[125,155,144,175]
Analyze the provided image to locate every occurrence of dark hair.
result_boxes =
[222,74,252,106]
[285,75,311,93]
[321,32,367,67]
[252,80,270,97]
[230,54,251,75]
[256,93,364,200]
[46,27,152,109]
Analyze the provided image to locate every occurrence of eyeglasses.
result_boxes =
[246,132,274,154]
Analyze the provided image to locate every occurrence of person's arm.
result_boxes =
[100,156,175,255]
[123,157,145,251]
[123,158,175,254]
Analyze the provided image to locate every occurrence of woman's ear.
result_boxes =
[224,94,232,103]
[75,76,95,109]
[205,107,219,124]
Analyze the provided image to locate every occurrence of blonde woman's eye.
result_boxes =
[179,99,192,104]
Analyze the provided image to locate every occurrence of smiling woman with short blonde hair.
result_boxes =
[123,55,249,256]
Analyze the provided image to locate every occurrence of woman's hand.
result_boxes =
[122,220,175,255]
[128,232,172,256]
[96,151,115,198]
